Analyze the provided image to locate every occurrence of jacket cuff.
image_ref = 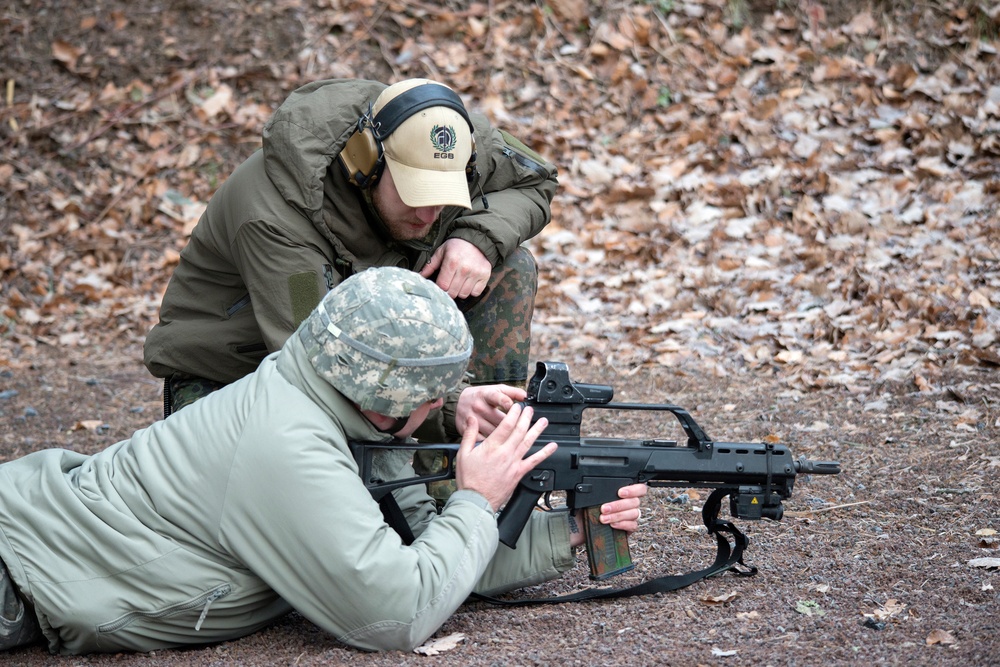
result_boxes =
[445,489,497,516]
[447,227,502,266]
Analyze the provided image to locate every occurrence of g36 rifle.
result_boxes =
[351,361,840,603]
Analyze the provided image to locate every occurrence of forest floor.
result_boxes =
[1,0,998,665]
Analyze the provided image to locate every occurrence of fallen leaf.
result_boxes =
[701,591,738,605]
[926,629,956,646]
[968,557,1000,570]
[196,83,234,119]
[795,600,825,616]
[413,632,465,656]
[969,290,992,309]
[864,598,906,621]
[975,528,997,536]
[547,0,588,24]
[70,420,105,432]
[51,40,84,71]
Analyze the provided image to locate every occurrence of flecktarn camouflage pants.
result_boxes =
[165,376,228,415]
[458,245,537,386]
[414,245,538,505]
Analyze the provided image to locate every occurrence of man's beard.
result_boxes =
[370,187,438,243]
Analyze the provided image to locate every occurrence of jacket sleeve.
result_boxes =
[445,117,558,267]
[472,509,576,596]
[397,463,576,598]
[220,418,502,653]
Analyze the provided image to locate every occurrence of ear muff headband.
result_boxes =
[339,84,477,189]
[371,84,473,139]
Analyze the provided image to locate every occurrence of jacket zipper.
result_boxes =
[226,294,252,317]
[96,584,232,634]
[502,147,548,178]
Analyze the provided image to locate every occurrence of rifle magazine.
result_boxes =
[582,506,635,580]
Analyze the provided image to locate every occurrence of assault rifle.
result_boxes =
[351,361,840,602]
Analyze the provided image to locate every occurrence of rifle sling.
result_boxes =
[469,488,757,606]
[379,492,415,546]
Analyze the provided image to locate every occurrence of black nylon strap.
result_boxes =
[379,493,415,546]
[372,84,472,140]
[470,489,756,606]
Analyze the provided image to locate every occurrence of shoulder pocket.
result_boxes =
[498,129,553,178]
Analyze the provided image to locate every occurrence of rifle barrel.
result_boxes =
[793,458,841,475]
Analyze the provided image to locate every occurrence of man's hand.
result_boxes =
[455,404,556,513]
[568,484,649,549]
[456,385,526,439]
[420,238,492,299]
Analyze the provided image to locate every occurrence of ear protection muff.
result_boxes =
[338,83,478,189]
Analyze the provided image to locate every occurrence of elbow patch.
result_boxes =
[288,271,321,326]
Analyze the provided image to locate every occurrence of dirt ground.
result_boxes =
[1,0,998,664]
[0,342,996,666]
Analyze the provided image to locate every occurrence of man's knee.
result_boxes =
[491,246,537,296]
[464,246,538,386]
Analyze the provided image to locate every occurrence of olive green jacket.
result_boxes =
[144,79,557,384]
[0,332,575,655]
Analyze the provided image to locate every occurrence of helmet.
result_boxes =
[298,267,472,417]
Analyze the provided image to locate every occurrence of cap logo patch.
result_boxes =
[430,124,458,156]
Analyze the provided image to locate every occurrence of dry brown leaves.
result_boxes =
[515,2,1000,398]
[1,1,998,402]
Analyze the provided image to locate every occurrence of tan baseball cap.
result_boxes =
[373,79,474,209]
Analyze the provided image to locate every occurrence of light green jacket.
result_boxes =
[0,334,574,655]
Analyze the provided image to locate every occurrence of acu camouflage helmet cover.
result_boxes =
[299,266,473,417]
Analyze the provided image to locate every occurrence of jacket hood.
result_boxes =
[262,79,387,217]
[274,330,374,439]
[275,332,417,486]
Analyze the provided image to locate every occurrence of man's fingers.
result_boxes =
[468,277,488,298]
[493,387,520,411]
[485,403,523,444]
[596,491,646,532]
[601,496,641,515]
[458,415,479,453]
[520,441,557,470]
[617,483,649,499]
[419,249,443,279]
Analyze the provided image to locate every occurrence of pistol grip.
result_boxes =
[497,487,542,549]
[581,506,635,580]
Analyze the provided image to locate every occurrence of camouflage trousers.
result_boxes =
[458,245,537,387]
[0,558,43,650]
[164,376,228,416]
[414,245,538,505]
